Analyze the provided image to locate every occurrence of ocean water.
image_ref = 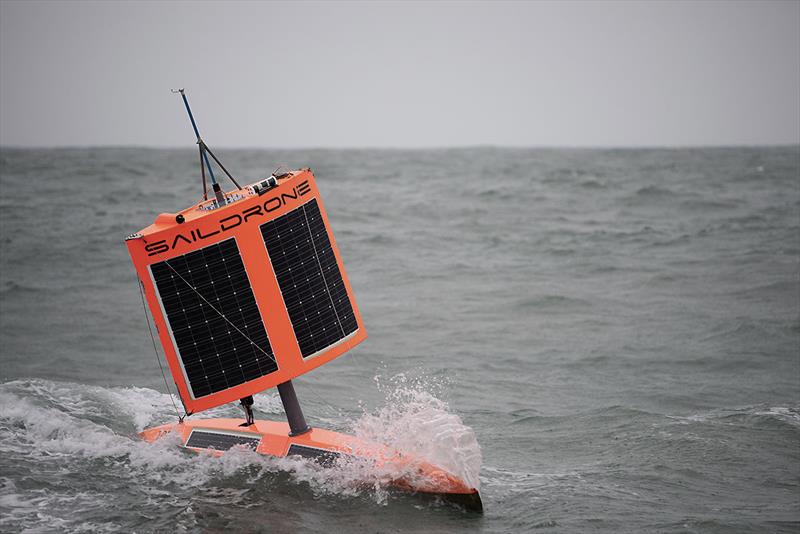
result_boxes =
[0,146,798,533]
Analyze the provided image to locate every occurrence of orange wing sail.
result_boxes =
[126,170,367,414]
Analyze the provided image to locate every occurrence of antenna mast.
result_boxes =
[172,89,241,204]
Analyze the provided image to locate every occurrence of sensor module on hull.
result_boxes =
[126,90,482,512]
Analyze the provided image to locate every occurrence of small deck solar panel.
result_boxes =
[185,429,261,451]
[150,238,278,398]
[261,199,359,358]
[287,443,345,467]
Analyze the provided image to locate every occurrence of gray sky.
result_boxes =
[1,0,798,148]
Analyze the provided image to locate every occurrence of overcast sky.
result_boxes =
[1,0,798,148]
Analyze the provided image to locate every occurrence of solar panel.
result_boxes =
[185,430,261,451]
[150,238,278,398]
[261,199,358,358]
[287,444,345,467]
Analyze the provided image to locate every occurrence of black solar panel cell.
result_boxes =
[185,430,261,450]
[261,199,358,358]
[287,444,343,467]
[150,238,278,398]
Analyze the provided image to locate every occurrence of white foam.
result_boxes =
[350,372,483,490]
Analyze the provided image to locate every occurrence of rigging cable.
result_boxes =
[137,277,185,422]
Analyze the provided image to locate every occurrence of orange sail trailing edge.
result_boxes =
[126,90,481,512]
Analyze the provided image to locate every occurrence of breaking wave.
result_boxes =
[0,376,482,530]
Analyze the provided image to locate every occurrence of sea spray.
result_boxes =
[351,372,482,490]
[277,372,484,504]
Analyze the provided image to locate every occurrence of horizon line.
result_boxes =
[1,142,799,151]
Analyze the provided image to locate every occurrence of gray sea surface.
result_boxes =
[0,146,798,533]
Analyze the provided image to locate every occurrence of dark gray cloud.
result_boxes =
[1,0,798,147]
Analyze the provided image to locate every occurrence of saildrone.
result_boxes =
[126,90,482,512]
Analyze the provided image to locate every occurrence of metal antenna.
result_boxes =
[172,88,226,205]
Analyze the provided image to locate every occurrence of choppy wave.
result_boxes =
[668,404,800,429]
[1,146,798,532]
[0,376,483,531]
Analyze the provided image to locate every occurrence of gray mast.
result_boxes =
[277,381,311,436]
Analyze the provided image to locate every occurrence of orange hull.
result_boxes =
[140,418,482,512]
